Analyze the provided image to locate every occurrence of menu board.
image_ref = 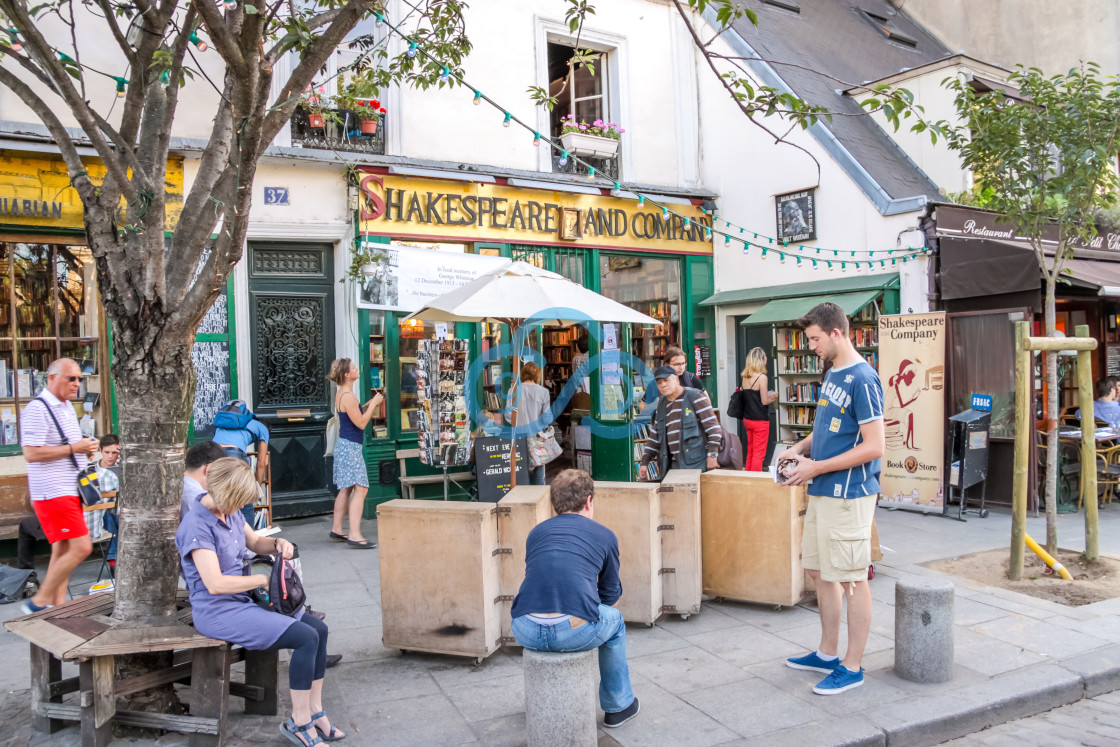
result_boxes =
[191,341,232,440]
[474,436,531,502]
[415,338,472,467]
[1108,345,1120,377]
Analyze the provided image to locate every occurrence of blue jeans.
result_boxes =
[104,510,118,561]
[529,465,546,485]
[511,605,635,713]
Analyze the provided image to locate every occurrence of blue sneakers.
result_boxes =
[812,664,865,695]
[19,599,52,616]
[785,651,841,674]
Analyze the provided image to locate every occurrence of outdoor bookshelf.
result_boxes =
[774,301,881,444]
[367,311,388,439]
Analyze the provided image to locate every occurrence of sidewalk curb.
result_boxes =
[862,662,1100,746]
[741,658,1120,747]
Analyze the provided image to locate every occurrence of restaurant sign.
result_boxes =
[357,172,712,254]
[937,204,1120,254]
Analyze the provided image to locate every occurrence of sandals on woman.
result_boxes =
[312,710,346,742]
[280,717,323,746]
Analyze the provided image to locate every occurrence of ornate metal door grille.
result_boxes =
[253,295,327,408]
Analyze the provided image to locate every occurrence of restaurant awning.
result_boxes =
[1064,258,1120,295]
[740,289,882,326]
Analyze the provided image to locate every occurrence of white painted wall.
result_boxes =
[695,31,933,430]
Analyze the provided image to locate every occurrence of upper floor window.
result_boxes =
[546,43,618,179]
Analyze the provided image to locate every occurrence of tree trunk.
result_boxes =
[1044,275,1060,554]
[109,322,197,715]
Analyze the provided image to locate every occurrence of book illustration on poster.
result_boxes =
[474,436,531,502]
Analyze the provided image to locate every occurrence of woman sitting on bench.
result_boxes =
[176,458,344,746]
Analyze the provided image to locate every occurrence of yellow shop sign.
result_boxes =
[357,172,713,254]
[0,152,185,231]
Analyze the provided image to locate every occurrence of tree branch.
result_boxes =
[0,0,146,201]
[193,0,249,76]
[93,0,138,66]
[670,0,821,181]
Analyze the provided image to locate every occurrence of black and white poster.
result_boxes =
[775,188,816,243]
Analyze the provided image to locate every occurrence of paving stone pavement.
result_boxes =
[942,689,1120,746]
[1,503,1118,746]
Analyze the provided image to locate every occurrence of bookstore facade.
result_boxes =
[0,149,184,534]
[702,273,901,469]
[352,168,717,498]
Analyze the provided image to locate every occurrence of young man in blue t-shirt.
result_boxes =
[776,302,884,695]
[510,469,640,728]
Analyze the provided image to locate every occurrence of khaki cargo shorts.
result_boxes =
[801,493,877,583]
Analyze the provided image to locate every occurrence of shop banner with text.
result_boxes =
[357,171,712,254]
[355,244,509,312]
[878,312,946,512]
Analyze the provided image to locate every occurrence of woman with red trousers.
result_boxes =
[739,347,777,472]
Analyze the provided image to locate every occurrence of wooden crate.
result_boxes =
[593,482,663,624]
[658,470,703,618]
[496,485,552,643]
[700,470,809,607]
[376,500,501,660]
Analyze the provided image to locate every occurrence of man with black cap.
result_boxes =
[638,366,721,479]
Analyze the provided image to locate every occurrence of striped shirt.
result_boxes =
[21,389,87,501]
[641,388,722,465]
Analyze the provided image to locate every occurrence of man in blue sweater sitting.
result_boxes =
[510,469,640,728]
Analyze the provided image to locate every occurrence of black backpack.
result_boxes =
[248,547,306,616]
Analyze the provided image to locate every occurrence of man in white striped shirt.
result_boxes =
[20,358,99,613]
[777,303,884,696]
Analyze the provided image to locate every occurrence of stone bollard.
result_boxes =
[894,576,955,683]
[523,648,597,747]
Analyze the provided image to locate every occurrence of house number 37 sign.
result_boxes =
[263,187,289,206]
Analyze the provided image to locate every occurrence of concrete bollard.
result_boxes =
[523,648,597,747]
[894,576,955,683]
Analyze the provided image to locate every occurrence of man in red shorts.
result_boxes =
[20,358,99,613]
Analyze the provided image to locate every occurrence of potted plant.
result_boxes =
[344,244,388,283]
[559,115,623,158]
[336,78,385,135]
[298,86,331,129]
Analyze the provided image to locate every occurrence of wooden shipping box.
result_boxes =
[496,485,552,643]
[658,470,703,617]
[700,470,809,606]
[377,500,501,659]
[593,482,663,624]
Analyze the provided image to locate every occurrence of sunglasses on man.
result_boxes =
[56,375,85,383]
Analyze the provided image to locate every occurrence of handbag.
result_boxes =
[527,426,563,467]
[248,544,306,616]
[726,388,747,420]
[323,414,339,458]
[35,397,101,506]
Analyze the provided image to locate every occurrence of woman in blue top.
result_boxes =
[175,458,342,745]
[327,359,384,549]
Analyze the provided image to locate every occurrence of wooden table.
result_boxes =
[4,591,277,746]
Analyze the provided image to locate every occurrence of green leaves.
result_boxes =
[941,63,1120,266]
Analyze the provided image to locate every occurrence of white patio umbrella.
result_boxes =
[406,260,660,488]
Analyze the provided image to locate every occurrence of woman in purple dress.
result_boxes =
[176,458,344,746]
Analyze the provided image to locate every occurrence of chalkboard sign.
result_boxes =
[1108,345,1120,377]
[474,436,530,502]
[191,340,232,440]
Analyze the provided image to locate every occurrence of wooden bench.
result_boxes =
[396,448,476,500]
[4,590,278,746]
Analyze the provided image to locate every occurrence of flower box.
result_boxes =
[359,118,378,135]
[308,112,326,128]
[560,131,619,159]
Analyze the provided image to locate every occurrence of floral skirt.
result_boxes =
[333,438,369,489]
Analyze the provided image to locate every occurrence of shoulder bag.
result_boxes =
[249,543,306,616]
[34,398,101,505]
[726,388,747,420]
[323,393,341,459]
[527,426,562,467]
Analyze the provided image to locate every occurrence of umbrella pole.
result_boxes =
[508,319,521,490]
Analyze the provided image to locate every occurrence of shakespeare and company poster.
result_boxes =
[878,313,946,512]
